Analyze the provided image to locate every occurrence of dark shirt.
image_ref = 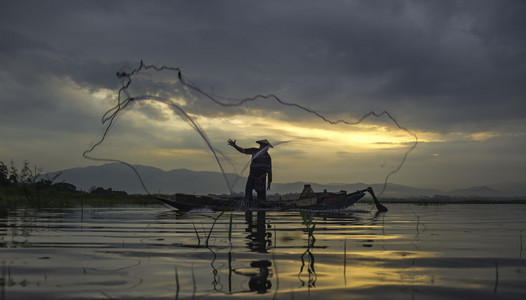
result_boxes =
[239,147,272,182]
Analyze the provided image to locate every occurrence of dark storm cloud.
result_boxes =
[0,30,125,90]
[2,1,524,132]
[0,29,123,137]
[132,0,525,133]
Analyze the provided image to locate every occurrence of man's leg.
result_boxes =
[256,182,266,200]
[245,175,254,200]
[254,173,267,202]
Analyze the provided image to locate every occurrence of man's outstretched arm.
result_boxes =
[228,139,245,153]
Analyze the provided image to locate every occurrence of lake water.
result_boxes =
[1,203,525,299]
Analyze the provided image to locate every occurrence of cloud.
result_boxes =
[0,0,524,190]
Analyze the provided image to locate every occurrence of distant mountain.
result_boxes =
[447,186,502,197]
[51,163,526,198]
[52,163,242,195]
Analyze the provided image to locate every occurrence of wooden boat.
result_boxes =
[155,185,388,212]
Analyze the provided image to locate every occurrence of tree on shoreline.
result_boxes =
[1,160,138,206]
[0,160,68,202]
[0,161,8,187]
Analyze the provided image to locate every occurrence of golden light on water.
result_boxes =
[274,247,439,292]
[3,204,523,299]
[320,234,399,240]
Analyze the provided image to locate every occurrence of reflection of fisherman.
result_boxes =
[246,211,272,252]
[233,260,272,294]
[228,139,272,201]
[248,260,272,293]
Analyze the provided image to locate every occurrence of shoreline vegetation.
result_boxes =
[0,160,156,208]
[2,160,525,208]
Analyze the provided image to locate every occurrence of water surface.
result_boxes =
[1,203,525,299]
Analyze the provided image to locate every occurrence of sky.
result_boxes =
[1,0,525,191]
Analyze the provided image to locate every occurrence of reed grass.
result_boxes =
[190,207,232,248]
[193,224,201,246]
[410,207,427,232]
[300,212,316,247]
[494,261,499,293]
[343,239,347,286]
[520,230,523,258]
[299,211,317,287]
[191,263,197,298]
[205,208,227,247]
[228,212,233,247]
[174,266,180,300]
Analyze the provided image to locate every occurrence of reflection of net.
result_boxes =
[84,60,417,196]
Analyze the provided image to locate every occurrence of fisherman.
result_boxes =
[228,139,272,202]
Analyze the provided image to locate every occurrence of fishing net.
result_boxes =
[84,61,418,196]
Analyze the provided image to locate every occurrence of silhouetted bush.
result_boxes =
[90,186,128,196]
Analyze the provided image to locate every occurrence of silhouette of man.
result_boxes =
[228,139,272,201]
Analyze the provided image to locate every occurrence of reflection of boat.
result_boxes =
[155,185,387,212]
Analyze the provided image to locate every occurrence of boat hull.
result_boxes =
[155,190,366,212]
